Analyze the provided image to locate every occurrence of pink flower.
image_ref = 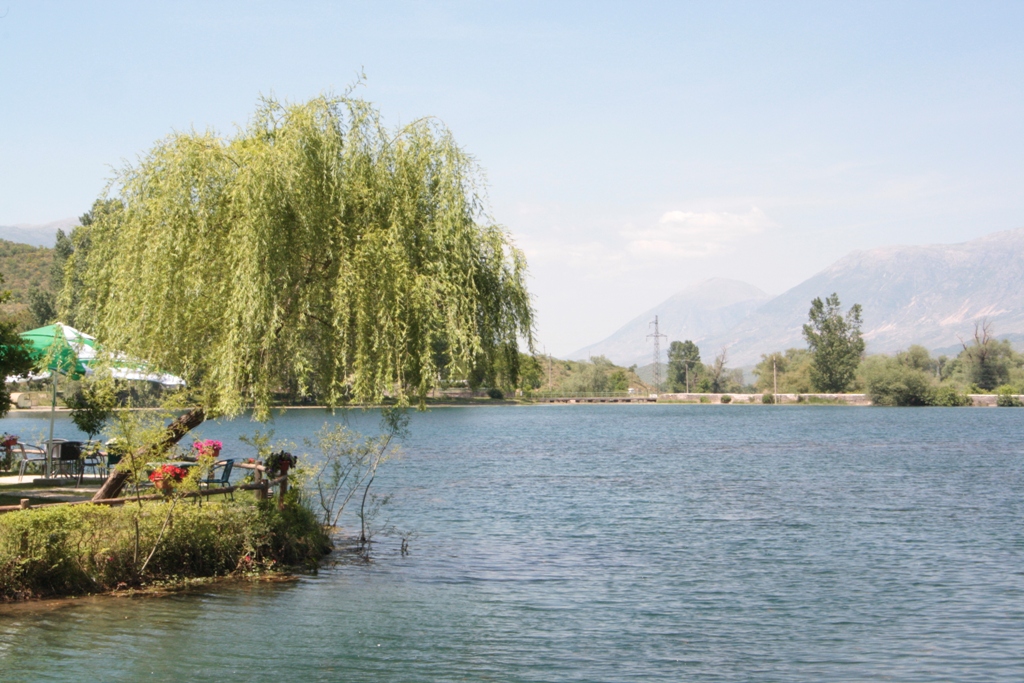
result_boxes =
[192,439,223,458]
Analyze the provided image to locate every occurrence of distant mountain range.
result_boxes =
[571,228,1024,367]
[571,279,769,366]
[0,218,76,248]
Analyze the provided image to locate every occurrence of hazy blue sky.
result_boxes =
[2,1,1022,355]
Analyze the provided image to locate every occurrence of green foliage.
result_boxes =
[863,356,935,406]
[104,406,191,499]
[517,353,543,391]
[70,94,533,418]
[862,348,972,407]
[667,340,701,391]
[557,356,626,393]
[486,387,505,399]
[0,500,331,600]
[753,348,813,393]
[931,384,972,407]
[47,201,118,329]
[897,345,936,373]
[0,274,35,416]
[264,450,297,475]
[720,394,732,403]
[803,293,865,393]
[799,395,846,404]
[608,369,629,391]
[664,341,746,394]
[470,347,524,392]
[64,375,118,439]
[521,355,633,395]
[302,411,406,532]
[701,348,744,394]
[950,323,1017,391]
[0,240,53,306]
[762,392,775,404]
[238,429,276,461]
[995,385,1023,407]
[27,289,56,327]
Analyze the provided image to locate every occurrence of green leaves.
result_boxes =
[73,95,533,418]
[802,293,865,393]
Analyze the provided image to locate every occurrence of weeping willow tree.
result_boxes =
[76,95,533,498]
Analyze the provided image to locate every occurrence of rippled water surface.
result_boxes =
[2,405,1023,682]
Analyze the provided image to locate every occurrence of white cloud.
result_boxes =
[622,207,774,258]
[519,236,632,279]
[516,207,777,287]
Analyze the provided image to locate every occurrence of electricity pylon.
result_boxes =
[647,316,667,393]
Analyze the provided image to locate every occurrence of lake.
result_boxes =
[1,405,1023,682]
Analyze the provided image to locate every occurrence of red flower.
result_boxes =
[149,465,189,483]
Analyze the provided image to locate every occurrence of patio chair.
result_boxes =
[52,440,83,479]
[78,442,105,485]
[16,443,48,482]
[202,459,235,499]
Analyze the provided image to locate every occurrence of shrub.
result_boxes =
[699,395,710,404]
[761,393,775,404]
[720,395,732,404]
[996,385,1023,407]
[486,387,505,400]
[0,499,330,601]
[932,385,972,407]
[864,357,935,406]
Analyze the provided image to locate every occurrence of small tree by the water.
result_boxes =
[303,408,408,545]
[667,340,701,392]
[802,293,864,393]
[956,321,1014,391]
[65,373,117,444]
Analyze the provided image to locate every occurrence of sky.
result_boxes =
[1,1,1023,356]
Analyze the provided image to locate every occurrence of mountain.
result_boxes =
[572,228,1024,369]
[569,278,769,366]
[705,228,1024,365]
[0,217,77,248]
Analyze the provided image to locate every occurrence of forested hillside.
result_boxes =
[0,239,53,302]
[0,238,55,328]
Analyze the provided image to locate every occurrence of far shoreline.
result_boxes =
[3,390,1020,417]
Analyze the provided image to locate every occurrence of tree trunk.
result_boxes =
[91,407,207,502]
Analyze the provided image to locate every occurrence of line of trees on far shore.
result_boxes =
[465,293,1024,406]
[666,294,1024,406]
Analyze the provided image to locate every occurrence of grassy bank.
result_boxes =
[0,497,331,601]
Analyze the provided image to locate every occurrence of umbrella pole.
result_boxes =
[47,375,57,479]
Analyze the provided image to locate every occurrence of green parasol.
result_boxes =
[19,323,100,478]
[15,323,184,479]
[20,323,98,378]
